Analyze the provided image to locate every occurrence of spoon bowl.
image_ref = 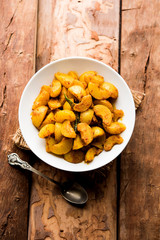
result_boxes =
[61,181,88,205]
[8,153,88,205]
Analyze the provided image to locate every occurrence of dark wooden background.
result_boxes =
[0,0,160,239]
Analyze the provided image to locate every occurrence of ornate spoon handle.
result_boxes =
[8,153,60,186]
[8,153,33,169]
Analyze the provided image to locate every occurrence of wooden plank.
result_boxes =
[36,0,119,70]
[119,0,160,239]
[28,0,120,239]
[0,0,37,239]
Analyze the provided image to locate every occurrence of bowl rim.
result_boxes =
[19,56,135,172]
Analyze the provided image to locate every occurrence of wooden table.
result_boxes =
[0,0,160,239]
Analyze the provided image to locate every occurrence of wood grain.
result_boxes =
[0,0,37,239]
[120,0,160,239]
[28,0,120,239]
[36,0,119,70]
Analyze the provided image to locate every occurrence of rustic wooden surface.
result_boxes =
[0,0,160,239]
[0,0,37,239]
[119,0,160,239]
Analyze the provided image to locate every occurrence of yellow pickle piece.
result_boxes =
[64,150,85,163]
[68,85,86,101]
[54,110,76,122]
[50,80,62,98]
[55,72,74,88]
[73,95,92,112]
[61,120,76,138]
[85,147,97,163]
[93,99,114,112]
[77,123,93,146]
[63,99,73,111]
[93,104,112,126]
[113,109,124,122]
[79,71,97,84]
[47,137,73,155]
[38,124,55,138]
[80,109,94,125]
[89,75,104,84]
[68,71,79,79]
[92,134,106,149]
[48,99,61,110]
[101,82,118,99]
[32,89,50,110]
[40,112,55,128]
[31,106,48,128]
[71,79,86,89]
[54,122,63,143]
[88,82,111,100]
[103,122,126,135]
[46,136,56,152]
[104,135,123,151]
[73,134,84,150]
[59,86,67,105]
[92,126,105,138]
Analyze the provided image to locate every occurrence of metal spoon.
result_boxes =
[8,153,88,205]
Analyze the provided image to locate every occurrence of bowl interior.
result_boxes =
[19,57,135,172]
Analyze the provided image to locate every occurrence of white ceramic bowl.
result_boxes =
[19,57,135,172]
